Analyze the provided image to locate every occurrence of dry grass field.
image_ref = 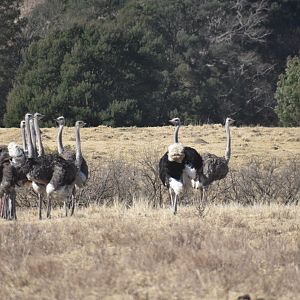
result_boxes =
[0,124,299,166]
[1,204,300,300]
[0,124,300,300]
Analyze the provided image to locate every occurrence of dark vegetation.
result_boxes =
[1,0,300,127]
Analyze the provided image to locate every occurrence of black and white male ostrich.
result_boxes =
[169,118,203,187]
[56,116,88,215]
[9,113,78,219]
[159,118,202,214]
[198,117,235,202]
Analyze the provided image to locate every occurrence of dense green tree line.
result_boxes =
[2,0,300,127]
[0,0,24,126]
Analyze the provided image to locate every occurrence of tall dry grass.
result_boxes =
[1,204,300,300]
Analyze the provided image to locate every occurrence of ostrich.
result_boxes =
[56,116,88,215]
[159,142,186,215]
[0,119,34,219]
[199,117,235,202]
[9,113,77,219]
[0,145,17,220]
[159,118,202,214]
[56,116,88,187]
[169,118,203,188]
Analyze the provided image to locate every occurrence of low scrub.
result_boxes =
[15,154,300,208]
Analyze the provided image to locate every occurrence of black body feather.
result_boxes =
[159,152,185,187]
[183,146,203,174]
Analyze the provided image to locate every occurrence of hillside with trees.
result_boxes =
[1,0,300,127]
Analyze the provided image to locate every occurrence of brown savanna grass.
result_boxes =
[0,125,300,299]
[0,124,299,166]
[1,203,300,300]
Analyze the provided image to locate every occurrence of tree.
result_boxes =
[275,56,300,126]
[5,22,165,126]
[0,0,24,126]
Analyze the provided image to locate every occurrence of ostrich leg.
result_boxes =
[38,194,43,220]
[173,194,178,215]
[70,189,76,216]
[46,195,52,219]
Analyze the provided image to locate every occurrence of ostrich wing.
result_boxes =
[201,153,229,186]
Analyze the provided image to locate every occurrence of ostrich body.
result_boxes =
[159,143,185,214]
[169,118,202,188]
[199,117,235,201]
[56,116,88,215]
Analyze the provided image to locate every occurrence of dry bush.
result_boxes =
[209,155,300,205]
[14,154,300,209]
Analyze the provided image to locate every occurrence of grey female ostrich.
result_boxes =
[0,145,17,220]
[159,118,202,214]
[9,113,77,219]
[56,116,88,187]
[56,116,88,215]
[199,117,235,202]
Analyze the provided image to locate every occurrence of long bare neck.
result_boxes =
[57,124,64,154]
[25,117,33,158]
[75,126,82,169]
[174,124,180,143]
[225,122,231,163]
[21,126,27,153]
[29,119,37,157]
[34,118,45,157]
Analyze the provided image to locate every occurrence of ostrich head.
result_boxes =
[75,120,86,128]
[34,112,45,120]
[225,117,235,125]
[8,142,24,157]
[167,143,185,163]
[169,117,181,126]
[25,113,33,121]
[20,120,25,128]
[56,116,65,126]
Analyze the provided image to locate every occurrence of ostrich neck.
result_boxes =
[174,124,180,143]
[75,126,82,169]
[34,118,45,157]
[225,122,231,163]
[21,126,27,153]
[29,119,37,157]
[57,124,64,154]
[25,117,33,158]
